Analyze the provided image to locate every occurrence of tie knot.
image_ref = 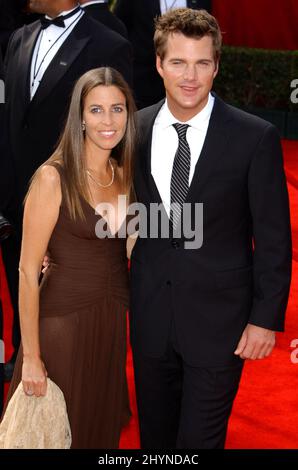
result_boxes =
[173,123,189,140]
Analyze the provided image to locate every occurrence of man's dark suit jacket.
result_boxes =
[114,0,212,108]
[0,47,3,79]
[130,95,292,367]
[4,13,132,204]
[0,47,12,211]
[83,2,128,38]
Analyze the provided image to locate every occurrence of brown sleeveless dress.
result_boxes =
[4,164,131,448]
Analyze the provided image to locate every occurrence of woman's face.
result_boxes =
[82,85,128,154]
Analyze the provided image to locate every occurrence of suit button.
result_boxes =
[171,240,180,249]
[166,281,171,286]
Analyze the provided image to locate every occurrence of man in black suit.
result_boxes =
[79,0,127,38]
[114,0,212,108]
[1,0,132,372]
[130,8,292,448]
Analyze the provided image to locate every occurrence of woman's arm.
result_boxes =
[19,165,61,397]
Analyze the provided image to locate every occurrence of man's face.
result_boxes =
[156,33,218,121]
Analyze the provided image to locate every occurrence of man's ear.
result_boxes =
[156,55,164,79]
[213,59,219,79]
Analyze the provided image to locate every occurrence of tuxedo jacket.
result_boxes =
[0,48,11,211]
[0,47,3,79]
[4,13,132,203]
[83,3,128,38]
[114,0,212,108]
[130,95,292,367]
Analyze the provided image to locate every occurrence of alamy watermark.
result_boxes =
[0,340,4,364]
[290,79,298,104]
[94,195,203,249]
[290,339,298,364]
[0,79,4,104]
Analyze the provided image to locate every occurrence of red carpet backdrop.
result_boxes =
[212,0,298,50]
[1,141,297,449]
[1,0,298,450]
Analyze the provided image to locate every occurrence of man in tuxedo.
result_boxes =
[79,0,127,38]
[114,0,212,108]
[130,8,292,448]
[1,0,132,373]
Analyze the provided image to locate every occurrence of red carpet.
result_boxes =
[1,140,298,449]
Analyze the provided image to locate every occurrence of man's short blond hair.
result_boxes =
[154,8,222,62]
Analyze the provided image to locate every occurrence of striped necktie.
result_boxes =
[170,123,191,229]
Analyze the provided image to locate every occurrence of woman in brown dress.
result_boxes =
[3,67,137,448]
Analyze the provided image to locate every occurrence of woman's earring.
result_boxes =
[82,121,86,131]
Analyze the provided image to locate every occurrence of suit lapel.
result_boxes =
[18,21,41,108]
[30,16,90,108]
[186,95,233,203]
[139,100,165,204]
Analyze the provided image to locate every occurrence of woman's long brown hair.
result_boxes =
[27,67,137,220]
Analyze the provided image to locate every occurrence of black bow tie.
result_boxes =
[40,16,65,29]
[40,6,81,30]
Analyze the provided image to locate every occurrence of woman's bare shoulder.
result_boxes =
[34,163,62,188]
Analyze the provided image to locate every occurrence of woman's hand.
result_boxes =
[22,356,48,397]
[41,254,50,274]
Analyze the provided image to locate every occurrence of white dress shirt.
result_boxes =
[30,6,84,100]
[160,0,187,15]
[151,93,215,216]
